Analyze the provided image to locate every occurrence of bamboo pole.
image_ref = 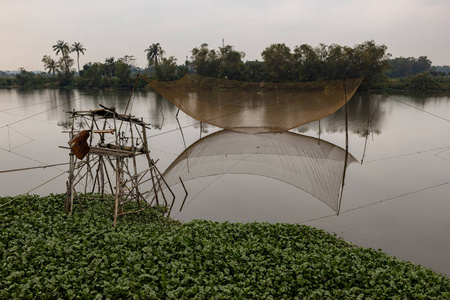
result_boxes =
[64,181,70,212]
[72,187,85,212]
[156,175,168,206]
[179,177,189,212]
[61,129,115,134]
[0,163,69,174]
[361,90,371,164]
[73,158,99,187]
[113,108,120,226]
[99,119,108,197]
[142,122,160,205]
[337,79,349,215]
[68,110,76,214]
[99,156,105,196]
[103,157,114,197]
[92,161,100,194]
[117,208,145,217]
[123,74,140,117]
[318,120,321,145]
[84,116,97,195]
[120,170,155,192]
[129,121,142,208]
[122,169,150,184]
[114,157,121,226]
[176,117,189,173]
[153,162,175,205]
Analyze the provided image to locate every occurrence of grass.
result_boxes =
[1,194,449,299]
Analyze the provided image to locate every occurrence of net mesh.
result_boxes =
[142,75,363,133]
[161,131,356,213]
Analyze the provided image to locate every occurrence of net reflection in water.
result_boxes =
[157,130,356,214]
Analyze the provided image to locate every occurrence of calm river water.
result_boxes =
[1,88,449,276]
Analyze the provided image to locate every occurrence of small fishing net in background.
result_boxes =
[142,74,363,133]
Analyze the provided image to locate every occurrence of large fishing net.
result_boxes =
[142,74,363,133]
[160,131,356,213]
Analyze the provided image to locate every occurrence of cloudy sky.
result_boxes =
[1,0,449,71]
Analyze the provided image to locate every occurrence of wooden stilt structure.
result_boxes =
[62,104,177,226]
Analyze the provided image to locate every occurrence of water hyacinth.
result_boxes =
[1,194,449,299]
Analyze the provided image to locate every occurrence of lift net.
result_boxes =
[142,75,363,133]
[161,131,356,213]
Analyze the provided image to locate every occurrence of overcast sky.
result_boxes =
[1,0,449,71]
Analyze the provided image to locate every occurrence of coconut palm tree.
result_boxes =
[145,43,165,67]
[71,42,86,74]
[52,40,71,72]
[52,40,70,56]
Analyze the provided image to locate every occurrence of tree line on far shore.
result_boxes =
[1,40,449,91]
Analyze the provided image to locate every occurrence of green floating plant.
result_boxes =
[1,194,449,299]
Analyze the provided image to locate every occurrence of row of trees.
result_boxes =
[140,40,394,90]
[151,41,449,90]
[144,43,188,81]
[1,40,449,91]
[76,56,141,88]
[40,40,147,88]
[386,56,432,78]
[38,41,184,88]
[41,40,86,86]
[186,41,391,89]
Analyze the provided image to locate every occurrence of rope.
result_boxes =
[173,154,253,217]
[4,125,35,151]
[435,148,450,163]
[148,147,179,157]
[297,181,450,224]
[0,98,60,113]
[0,95,83,130]
[0,94,88,176]
[23,170,68,195]
[0,170,68,209]
[363,145,450,164]
[0,147,66,172]
[0,162,69,174]
[360,95,450,164]
[386,95,450,123]
[148,121,201,138]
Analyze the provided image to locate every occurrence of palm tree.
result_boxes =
[42,55,58,75]
[145,43,165,67]
[71,42,86,74]
[52,40,70,56]
[52,40,71,72]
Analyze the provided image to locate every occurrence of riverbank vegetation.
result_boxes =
[1,194,449,299]
[1,40,449,91]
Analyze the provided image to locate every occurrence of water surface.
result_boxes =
[1,88,449,276]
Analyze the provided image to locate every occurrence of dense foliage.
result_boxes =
[1,40,450,91]
[1,194,449,299]
[191,41,390,89]
[433,65,450,74]
[386,56,432,78]
[383,72,450,92]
